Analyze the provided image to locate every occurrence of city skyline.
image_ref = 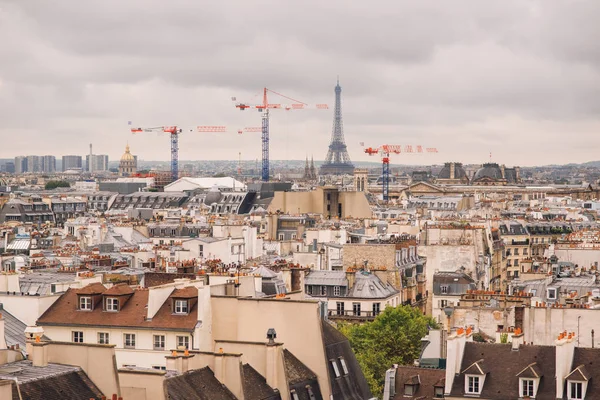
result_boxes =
[1,1,600,166]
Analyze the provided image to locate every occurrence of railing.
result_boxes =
[328,310,379,319]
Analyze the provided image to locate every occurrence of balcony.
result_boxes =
[328,310,379,321]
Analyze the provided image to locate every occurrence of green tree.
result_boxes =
[45,180,70,190]
[338,306,438,397]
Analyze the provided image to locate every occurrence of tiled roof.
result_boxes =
[0,361,103,400]
[450,343,556,399]
[171,287,198,299]
[37,285,198,331]
[75,282,106,295]
[392,366,445,400]
[242,364,281,400]
[164,366,237,400]
[321,320,372,400]
[283,349,316,386]
[571,348,600,399]
[103,284,134,296]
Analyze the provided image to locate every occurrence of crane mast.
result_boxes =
[364,145,439,201]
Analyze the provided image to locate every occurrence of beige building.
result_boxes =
[267,186,372,219]
[33,278,373,399]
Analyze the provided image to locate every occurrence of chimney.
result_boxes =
[165,351,194,374]
[500,164,506,179]
[444,332,458,396]
[450,163,456,180]
[346,270,356,290]
[555,331,576,396]
[0,314,6,350]
[511,328,524,351]
[455,328,467,375]
[31,341,49,367]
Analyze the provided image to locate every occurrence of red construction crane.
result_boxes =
[364,144,439,201]
[131,125,226,182]
[234,88,328,181]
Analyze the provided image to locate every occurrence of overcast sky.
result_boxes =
[1,1,599,166]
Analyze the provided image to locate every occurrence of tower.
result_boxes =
[319,79,354,175]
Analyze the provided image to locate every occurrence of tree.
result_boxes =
[338,306,438,397]
[45,180,70,190]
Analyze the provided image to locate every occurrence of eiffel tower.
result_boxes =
[319,79,355,175]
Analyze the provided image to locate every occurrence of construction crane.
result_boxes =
[131,125,226,183]
[364,144,439,201]
[234,88,328,182]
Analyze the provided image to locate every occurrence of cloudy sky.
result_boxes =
[1,1,599,166]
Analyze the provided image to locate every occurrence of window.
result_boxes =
[320,286,327,296]
[440,299,448,308]
[523,248,528,255]
[434,386,444,398]
[336,302,345,316]
[467,376,480,394]
[198,245,204,257]
[106,297,119,312]
[333,286,341,296]
[124,333,136,349]
[441,285,448,294]
[154,335,165,350]
[306,286,312,295]
[514,248,519,256]
[72,331,84,343]
[373,303,381,316]
[339,357,349,375]
[174,299,189,314]
[98,332,109,344]
[570,381,583,399]
[547,288,557,300]
[330,360,341,377]
[177,336,190,349]
[79,296,92,310]
[278,234,285,241]
[404,384,415,395]
[353,302,361,316]
[152,365,166,371]
[521,379,534,397]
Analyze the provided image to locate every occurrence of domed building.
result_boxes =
[436,162,469,185]
[118,144,137,177]
[471,163,520,186]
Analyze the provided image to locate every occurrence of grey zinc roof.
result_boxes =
[347,272,399,299]
[305,270,348,287]
[0,360,82,383]
[0,306,27,349]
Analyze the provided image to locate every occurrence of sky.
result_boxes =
[1,0,599,166]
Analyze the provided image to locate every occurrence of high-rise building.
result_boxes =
[319,79,354,175]
[42,155,56,173]
[86,154,109,172]
[26,155,41,173]
[14,156,27,174]
[2,162,15,174]
[62,155,83,171]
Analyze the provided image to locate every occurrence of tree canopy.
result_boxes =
[45,180,70,190]
[338,305,438,397]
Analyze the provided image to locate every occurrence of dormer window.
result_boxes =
[175,299,189,314]
[568,381,583,399]
[106,297,119,312]
[466,375,481,394]
[520,379,535,397]
[547,288,557,300]
[79,296,92,311]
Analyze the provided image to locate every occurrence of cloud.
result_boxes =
[1,0,600,166]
